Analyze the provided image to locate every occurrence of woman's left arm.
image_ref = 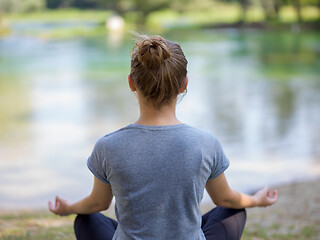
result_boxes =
[48,176,113,216]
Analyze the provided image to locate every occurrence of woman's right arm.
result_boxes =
[49,176,113,216]
[205,173,278,209]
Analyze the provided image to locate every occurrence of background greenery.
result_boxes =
[0,0,319,35]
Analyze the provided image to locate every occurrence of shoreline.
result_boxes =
[201,21,320,31]
[0,176,318,213]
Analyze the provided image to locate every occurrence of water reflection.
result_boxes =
[0,29,319,208]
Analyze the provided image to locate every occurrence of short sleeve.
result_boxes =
[208,138,230,180]
[87,138,111,185]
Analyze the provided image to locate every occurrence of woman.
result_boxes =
[49,35,278,240]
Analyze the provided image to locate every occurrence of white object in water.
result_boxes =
[106,15,125,32]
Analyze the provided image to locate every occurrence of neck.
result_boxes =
[135,100,181,126]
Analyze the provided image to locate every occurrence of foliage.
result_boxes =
[0,0,319,32]
[4,8,111,23]
[1,0,319,17]
[0,0,45,13]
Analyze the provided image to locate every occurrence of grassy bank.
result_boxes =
[0,8,112,39]
[0,5,319,39]
[2,8,111,23]
[1,178,319,240]
[3,5,319,25]
[0,211,75,240]
[147,5,320,31]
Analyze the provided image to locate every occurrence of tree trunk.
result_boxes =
[274,0,281,20]
[292,0,302,23]
[239,0,249,22]
[261,0,275,21]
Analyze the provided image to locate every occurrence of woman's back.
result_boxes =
[49,34,277,240]
[88,124,229,239]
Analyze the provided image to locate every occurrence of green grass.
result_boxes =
[0,211,75,240]
[0,211,319,240]
[35,25,107,39]
[146,5,320,30]
[0,8,113,39]
[3,8,112,23]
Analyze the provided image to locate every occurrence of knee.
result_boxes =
[233,208,247,226]
[224,207,247,220]
[236,208,247,233]
[74,214,93,240]
[74,214,86,233]
[239,208,247,222]
[74,214,82,226]
[223,208,247,228]
[74,214,81,240]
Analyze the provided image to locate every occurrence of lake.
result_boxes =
[0,27,319,209]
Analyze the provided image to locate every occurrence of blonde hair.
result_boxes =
[130,34,188,109]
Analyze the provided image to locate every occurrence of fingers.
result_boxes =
[266,187,271,197]
[48,200,54,211]
[256,186,278,207]
[262,186,270,196]
[48,200,57,214]
[55,196,59,207]
[48,196,71,216]
[271,189,278,202]
[48,196,61,214]
[267,189,278,205]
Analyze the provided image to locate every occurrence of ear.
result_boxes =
[128,74,136,91]
[179,76,189,93]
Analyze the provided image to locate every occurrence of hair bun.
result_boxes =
[137,36,170,69]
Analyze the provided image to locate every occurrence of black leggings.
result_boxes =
[74,207,246,240]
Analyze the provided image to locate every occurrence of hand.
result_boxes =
[253,186,278,207]
[48,196,72,216]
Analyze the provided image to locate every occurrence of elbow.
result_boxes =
[212,193,238,208]
[90,203,108,213]
[99,196,114,211]
[88,197,111,213]
[213,198,231,208]
[101,202,111,211]
[88,191,113,212]
[95,201,111,212]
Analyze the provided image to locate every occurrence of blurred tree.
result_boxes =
[102,0,127,16]
[73,0,98,9]
[0,0,45,13]
[131,0,171,24]
[292,0,302,22]
[46,0,74,8]
[45,0,127,14]
[239,0,250,21]
[263,0,319,22]
[274,0,281,20]
[170,0,192,13]
[0,8,2,27]
[260,0,277,20]
[0,0,318,25]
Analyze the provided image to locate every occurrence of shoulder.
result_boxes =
[185,125,219,142]
[93,125,133,150]
[184,125,225,152]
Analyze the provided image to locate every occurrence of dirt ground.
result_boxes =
[243,178,320,239]
[0,178,319,240]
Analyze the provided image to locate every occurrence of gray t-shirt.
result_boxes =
[87,123,229,240]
